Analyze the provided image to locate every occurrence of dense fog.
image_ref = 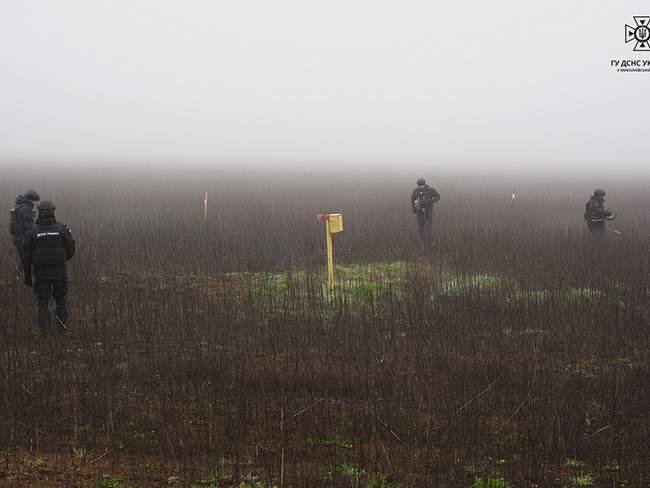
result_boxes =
[2,1,649,173]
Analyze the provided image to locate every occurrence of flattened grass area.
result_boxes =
[204,260,608,306]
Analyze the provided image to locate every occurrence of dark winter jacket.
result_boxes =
[411,185,441,213]
[23,216,76,280]
[584,197,612,226]
[9,195,36,242]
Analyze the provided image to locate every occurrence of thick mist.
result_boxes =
[1,1,649,173]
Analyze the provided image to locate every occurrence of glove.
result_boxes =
[24,277,33,288]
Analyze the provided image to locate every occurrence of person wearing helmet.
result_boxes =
[584,188,614,235]
[411,178,441,241]
[8,190,40,274]
[23,200,76,338]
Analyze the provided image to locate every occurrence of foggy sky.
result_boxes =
[1,1,649,172]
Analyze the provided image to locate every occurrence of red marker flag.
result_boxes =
[511,188,516,201]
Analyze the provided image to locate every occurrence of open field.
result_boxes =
[1,169,649,487]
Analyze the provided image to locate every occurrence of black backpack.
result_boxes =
[415,187,434,206]
[9,204,29,236]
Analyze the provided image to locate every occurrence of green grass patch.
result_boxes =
[472,477,512,488]
[437,273,503,294]
[565,458,586,468]
[206,261,610,310]
[305,435,355,449]
[571,473,597,486]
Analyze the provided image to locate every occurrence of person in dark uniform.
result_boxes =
[584,188,615,236]
[23,201,76,338]
[411,178,441,241]
[8,190,40,274]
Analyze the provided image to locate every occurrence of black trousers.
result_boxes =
[12,240,26,273]
[587,222,606,237]
[34,279,68,337]
[416,210,433,241]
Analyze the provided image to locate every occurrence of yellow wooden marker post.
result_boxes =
[204,192,208,219]
[317,213,343,289]
[325,219,334,289]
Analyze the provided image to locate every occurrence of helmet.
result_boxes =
[417,178,426,186]
[593,188,606,197]
[38,200,56,213]
[24,190,40,201]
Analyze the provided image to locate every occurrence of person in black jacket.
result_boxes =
[411,178,441,241]
[8,190,40,274]
[23,200,76,338]
[584,188,614,236]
